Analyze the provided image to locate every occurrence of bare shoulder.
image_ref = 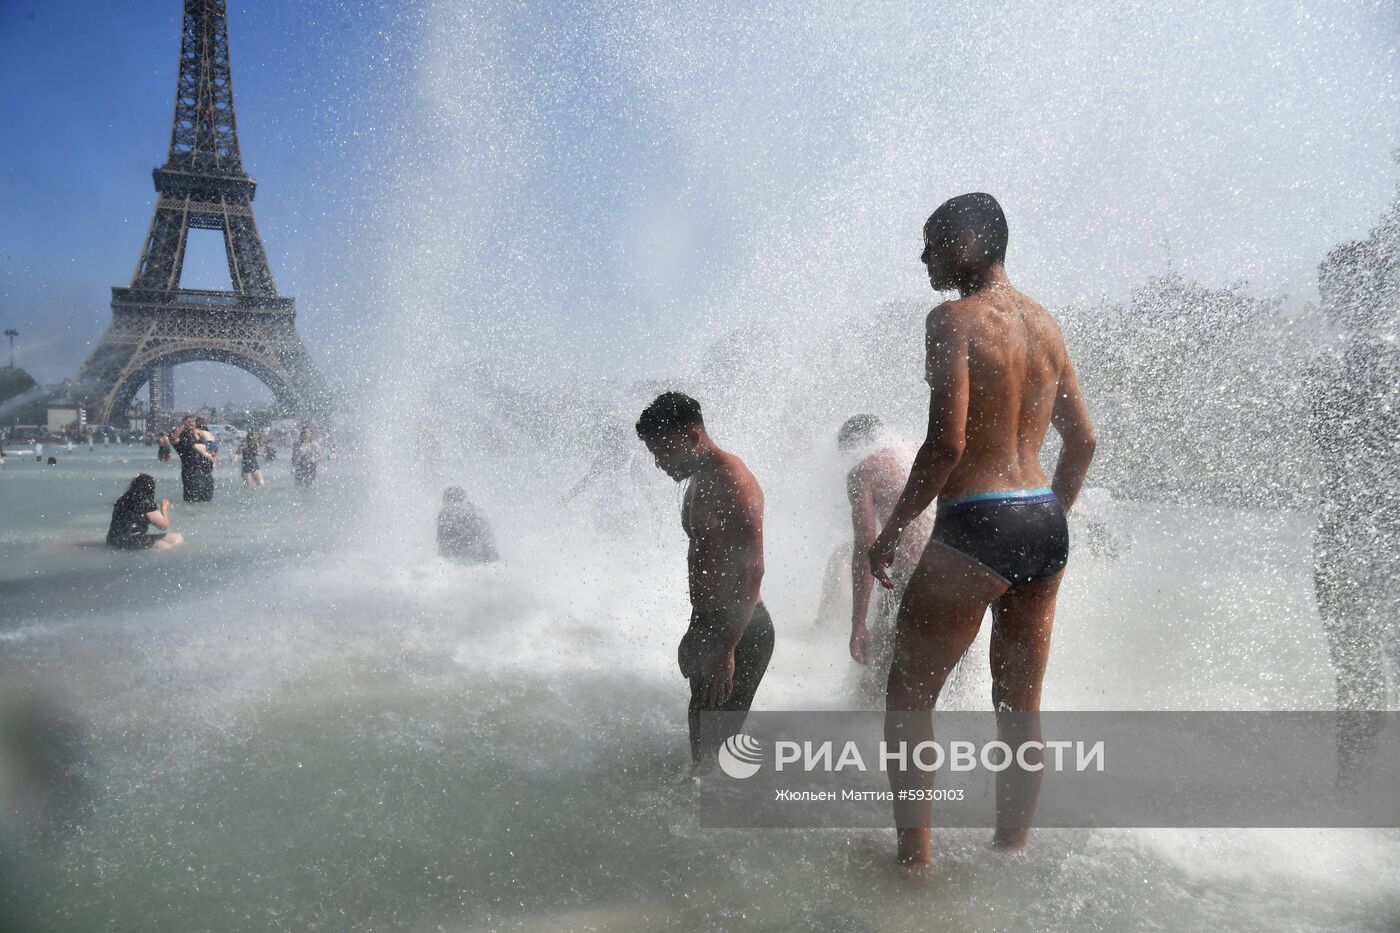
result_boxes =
[718,451,763,506]
[1022,292,1070,362]
[925,298,979,338]
[846,453,877,489]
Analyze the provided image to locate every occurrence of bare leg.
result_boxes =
[885,542,1007,865]
[988,570,1062,851]
[814,545,852,627]
[254,470,265,487]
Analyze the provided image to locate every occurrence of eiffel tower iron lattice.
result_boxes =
[76,0,330,425]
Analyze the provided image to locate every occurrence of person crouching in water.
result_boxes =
[106,473,184,551]
[437,487,499,564]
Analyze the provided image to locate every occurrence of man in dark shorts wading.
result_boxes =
[868,193,1096,865]
[636,392,775,769]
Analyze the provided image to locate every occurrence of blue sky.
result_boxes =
[2,1,1398,407]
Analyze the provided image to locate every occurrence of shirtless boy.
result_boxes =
[839,414,933,699]
[868,193,1096,865]
[636,392,775,765]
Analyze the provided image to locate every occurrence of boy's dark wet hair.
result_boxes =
[926,192,1008,265]
[636,392,704,442]
[837,413,882,452]
[443,486,466,505]
[194,417,209,430]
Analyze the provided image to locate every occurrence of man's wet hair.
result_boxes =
[636,392,704,442]
[443,486,466,505]
[837,413,882,451]
[927,192,1008,265]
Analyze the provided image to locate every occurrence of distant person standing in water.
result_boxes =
[437,487,498,564]
[292,426,322,487]
[239,430,265,488]
[106,473,184,551]
[170,416,215,502]
[636,392,775,768]
[838,414,939,702]
[157,433,173,463]
[1307,271,1400,786]
[869,194,1095,865]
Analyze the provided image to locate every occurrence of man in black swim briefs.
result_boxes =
[636,392,775,768]
[868,193,1096,865]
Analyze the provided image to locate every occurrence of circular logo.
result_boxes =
[717,733,764,779]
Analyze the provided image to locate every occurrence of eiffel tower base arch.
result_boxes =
[77,293,331,426]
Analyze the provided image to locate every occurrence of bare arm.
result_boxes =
[847,469,878,630]
[812,545,850,626]
[870,305,969,583]
[146,500,171,531]
[1049,355,1095,511]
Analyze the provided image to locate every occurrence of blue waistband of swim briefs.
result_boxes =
[937,486,1058,517]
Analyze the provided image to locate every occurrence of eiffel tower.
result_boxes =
[76,0,330,425]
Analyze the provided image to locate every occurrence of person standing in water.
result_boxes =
[1307,241,1400,786]
[106,473,184,551]
[170,416,215,502]
[838,414,937,702]
[868,193,1096,865]
[636,392,775,767]
[292,426,322,487]
[239,430,265,488]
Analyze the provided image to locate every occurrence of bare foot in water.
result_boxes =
[896,827,932,867]
[991,828,1030,854]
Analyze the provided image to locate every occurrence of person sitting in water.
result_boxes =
[437,487,499,564]
[106,473,184,551]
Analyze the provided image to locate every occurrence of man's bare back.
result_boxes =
[849,448,928,574]
[930,287,1072,503]
[681,452,765,617]
[869,193,1095,866]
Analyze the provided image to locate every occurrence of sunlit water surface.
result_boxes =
[0,445,1396,932]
